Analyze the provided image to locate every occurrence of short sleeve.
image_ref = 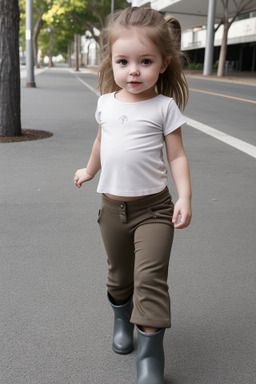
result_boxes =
[95,96,102,124]
[163,99,186,136]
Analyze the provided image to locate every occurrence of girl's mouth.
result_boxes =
[129,81,142,86]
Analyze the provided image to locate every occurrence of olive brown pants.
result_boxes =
[97,187,174,328]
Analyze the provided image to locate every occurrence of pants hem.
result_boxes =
[130,315,171,329]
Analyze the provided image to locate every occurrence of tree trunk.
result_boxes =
[67,43,72,67]
[33,12,44,68]
[48,28,54,68]
[74,34,79,72]
[217,24,230,77]
[0,0,21,136]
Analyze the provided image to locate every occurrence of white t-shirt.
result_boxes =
[95,92,186,197]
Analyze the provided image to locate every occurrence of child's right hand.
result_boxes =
[74,168,93,188]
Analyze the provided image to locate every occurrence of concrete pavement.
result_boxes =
[0,68,255,384]
[184,69,256,85]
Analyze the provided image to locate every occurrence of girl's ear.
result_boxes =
[160,59,170,74]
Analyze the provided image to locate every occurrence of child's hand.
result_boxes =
[74,168,93,188]
[172,197,192,229]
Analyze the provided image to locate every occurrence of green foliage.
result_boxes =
[19,0,51,49]
[19,0,129,60]
[42,0,87,35]
[213,61,219,70]
[189,62,203,70]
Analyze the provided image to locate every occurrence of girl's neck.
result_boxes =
[115,88,158,103]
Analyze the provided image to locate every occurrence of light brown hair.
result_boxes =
[98,7,189,110]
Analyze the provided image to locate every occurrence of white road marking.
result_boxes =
[73,73,100,96]
[185,117,256,159]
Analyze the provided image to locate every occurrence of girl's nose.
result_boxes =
[130,65,140,76]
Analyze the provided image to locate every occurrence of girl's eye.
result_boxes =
[118,59,128,66]
[142,59,152,65]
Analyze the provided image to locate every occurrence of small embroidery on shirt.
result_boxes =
[119,115,128,124]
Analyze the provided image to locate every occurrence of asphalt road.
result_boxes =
[185,76,256,145]
[0,68,255,384]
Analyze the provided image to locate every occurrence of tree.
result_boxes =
[19,0,52,67]
[42,0,88,66]
[19,0,88,67]
[41,0,128,67]
[67,0,129,44]
[217,0,256,77]
[33,1,48,67]
[0,0,21,136]
[19,0,129,70]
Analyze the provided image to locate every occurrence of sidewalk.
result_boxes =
[184,69,256,85]
[1,68,255,384]
[1,69,120,384]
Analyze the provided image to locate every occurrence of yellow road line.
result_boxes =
[189,88,256,104]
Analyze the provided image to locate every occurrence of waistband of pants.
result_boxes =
[101,187,171,211]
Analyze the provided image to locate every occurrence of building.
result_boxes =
[81,29,100,67]
[131,0,256,73]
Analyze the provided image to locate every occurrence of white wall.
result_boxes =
[181,17,256,51]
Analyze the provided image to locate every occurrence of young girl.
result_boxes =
[74,7,192,384]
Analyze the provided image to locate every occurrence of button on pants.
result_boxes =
[97,187,174,328]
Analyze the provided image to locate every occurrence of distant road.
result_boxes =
[185,77,256,148]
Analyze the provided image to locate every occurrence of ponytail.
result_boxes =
[165,16,182,49]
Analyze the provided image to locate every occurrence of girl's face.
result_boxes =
[111,27,167,101]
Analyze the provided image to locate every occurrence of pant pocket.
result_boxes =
[97,208,103,223]
[149,198,174,224]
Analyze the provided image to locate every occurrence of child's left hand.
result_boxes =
[172,197,192,229]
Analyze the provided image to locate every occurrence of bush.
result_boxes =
[213,61,219,69]
[189,62,203,70]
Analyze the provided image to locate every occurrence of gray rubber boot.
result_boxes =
[136,326,165,384]
[108,292,134,354]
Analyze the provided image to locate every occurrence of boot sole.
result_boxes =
[112,345,134,355]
